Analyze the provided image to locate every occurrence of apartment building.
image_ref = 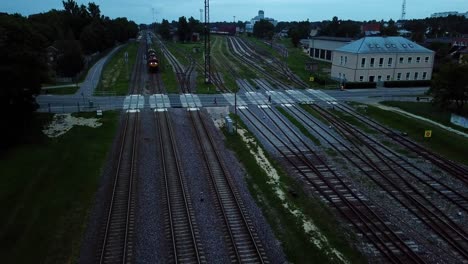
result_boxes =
[331,36,434,83]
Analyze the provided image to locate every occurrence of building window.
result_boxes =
[425,56,429,63]
[326,50,331,61]
[388,58,393,67]
[399,57,404,64]
[379,58,384,67]
[340,56,343,65]
[408,57,412,64]
[339,73,342,79]
[406,72,410,80]
[314,49,320,58]
[416,57,421,63]
[320,49,325,59]
[386,75,391,81]
[359,76,364,82]
[370,58,375,67]
[361,58,366,67]
[422,72,427,80]
[377,75,382,81]
[343,73,346,80]
[397,73,402,80]
[414,72,419,80]
[344,56,348,64]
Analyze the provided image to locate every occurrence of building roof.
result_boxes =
[335,36,434,54]
[310,36,354,42]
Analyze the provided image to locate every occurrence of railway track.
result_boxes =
[238,105,423,263]
[98,113,139,263]
[279,103,468,261]
[337,104,468,185]
[157,38,194,93]
[229,37,307,88]
[189,110,268,263]
[130,41,146,94]
[155,111,205,263]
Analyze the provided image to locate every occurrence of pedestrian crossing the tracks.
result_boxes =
[222,93,247,106]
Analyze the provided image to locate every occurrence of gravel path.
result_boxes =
[135,109,169,263]
[80,108,286,263]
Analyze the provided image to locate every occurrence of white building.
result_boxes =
[245,10,278,33]
[331,36,435,83]
[309,36,353,62]
[431,11,468,18]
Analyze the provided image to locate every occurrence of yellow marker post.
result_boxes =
[424,130,432,138]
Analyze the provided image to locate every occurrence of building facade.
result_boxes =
[331,36,435,83]
[431,11,468,18]
[309,36,353,62]
[245,10,278,33]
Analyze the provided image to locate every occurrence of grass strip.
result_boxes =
[356,104,468,166]
[96,43,138,95]
[0,111,120,263]
[224,114,366,263]
[42,85,80,95]
[381,101,468,134]
[276,106,321,145]
[300,104,331,125]
[329,109,378,134]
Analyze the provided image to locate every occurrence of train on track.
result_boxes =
[147,48,159,72]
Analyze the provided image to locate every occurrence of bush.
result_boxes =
[344,82,376,89]
[312,74,337,85]
[383,80,431,88]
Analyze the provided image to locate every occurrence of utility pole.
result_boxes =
[204,0,211,84]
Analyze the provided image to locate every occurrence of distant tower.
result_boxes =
[401,0,406,20]
[258,10,264,19]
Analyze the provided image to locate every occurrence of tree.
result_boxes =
[0,13,48,147]
[177,16,189,42]
[381,19,398,36]
[253,19,274,39]
[159,19,171,40]
[87,2,101,20]
[430,63,468,113]
[56,37,84,77]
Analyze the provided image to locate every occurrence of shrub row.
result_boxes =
[383,80,431,88]
[344,82,377,89]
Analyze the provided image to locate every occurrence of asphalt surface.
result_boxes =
[36,86,430,113]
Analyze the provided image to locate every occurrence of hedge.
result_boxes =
[383,80,431,88]
[344,82,377,89]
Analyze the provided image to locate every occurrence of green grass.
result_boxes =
[224,114,366,264]
[356,104,468,166]
[41,85,80,95]
[380,101,468,133]
[96,43,138,95]
[276,106,321,145]
[0,111,120,263]
[300,104,331,125]
[330,109,378,134]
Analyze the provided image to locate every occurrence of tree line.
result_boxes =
[0,0,138,148]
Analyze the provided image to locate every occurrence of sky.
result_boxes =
[1,0,467,24]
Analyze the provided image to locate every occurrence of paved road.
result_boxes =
[36,86,429,113]
[76,45,123,97]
